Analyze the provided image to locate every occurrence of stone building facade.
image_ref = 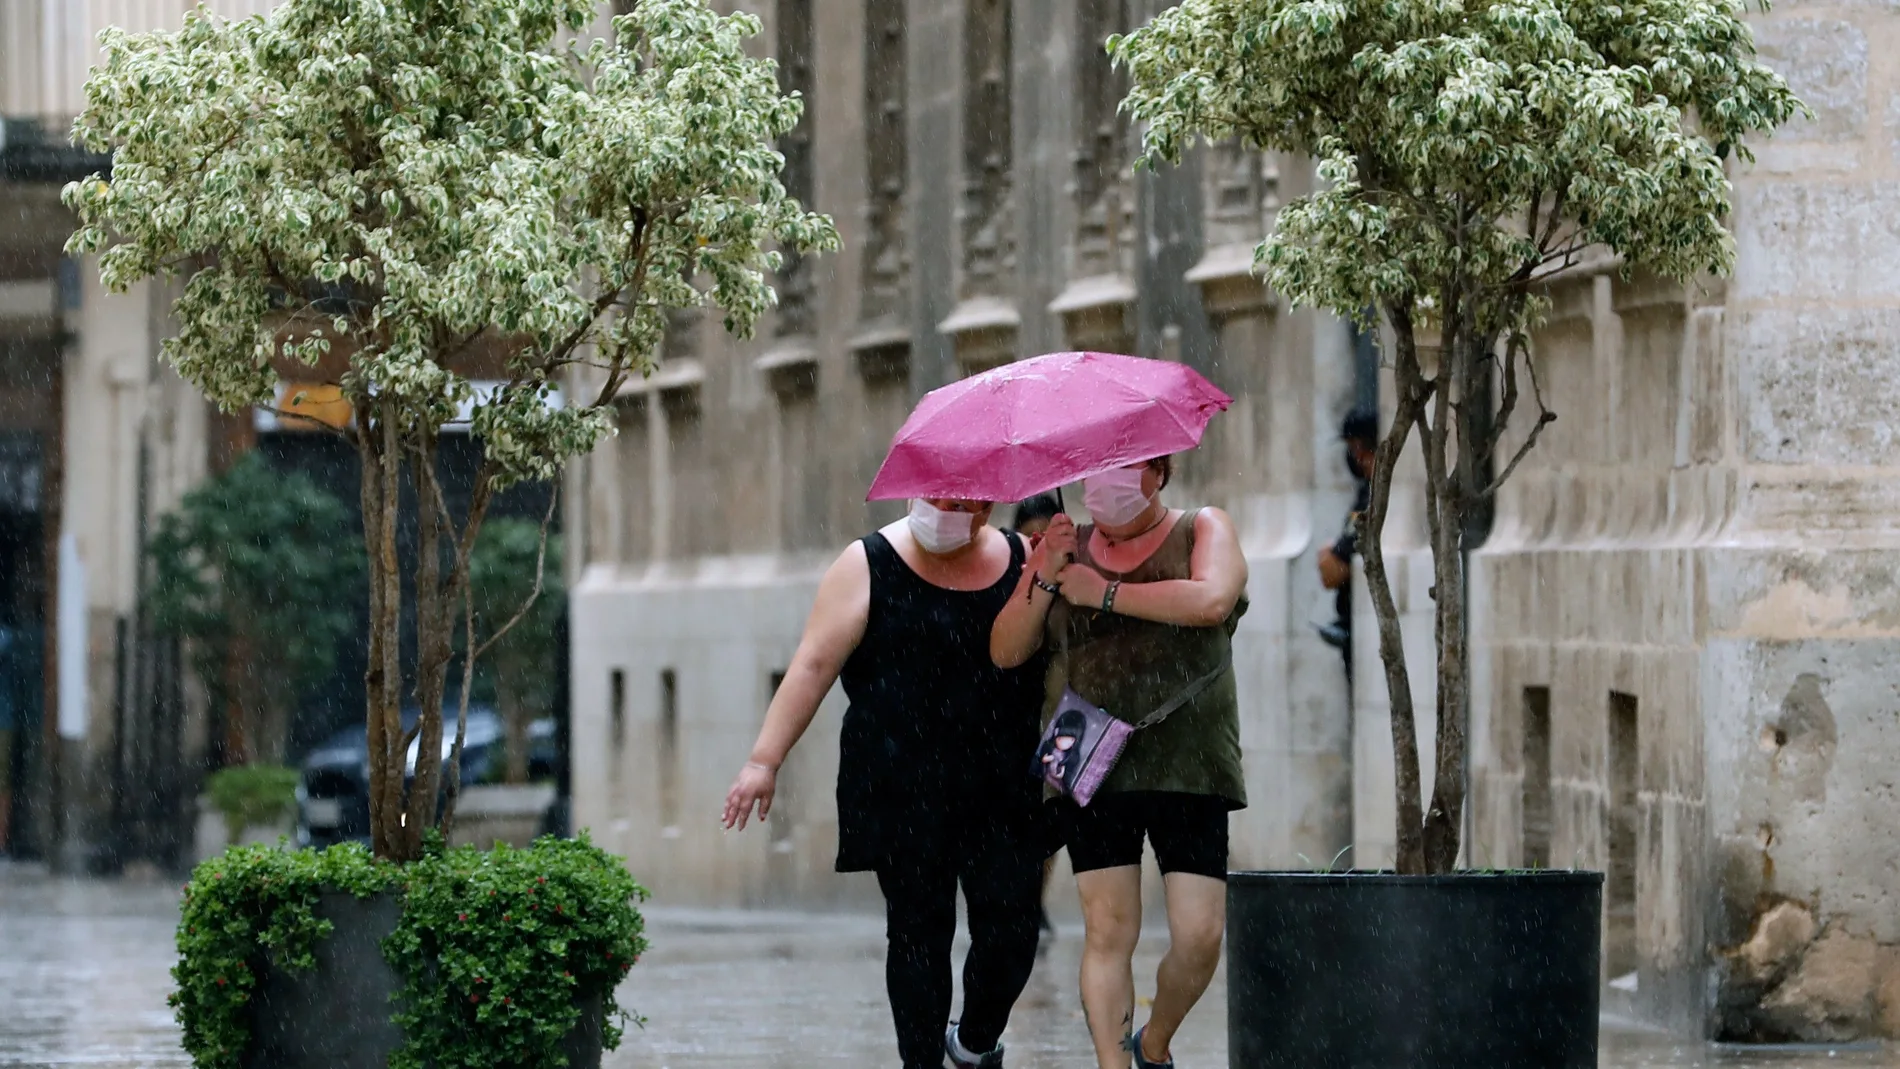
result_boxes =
[1457,4,1900,1041]
[4,0,1892,1044]
[565,0,1365,914]
[568,0,1900,1043]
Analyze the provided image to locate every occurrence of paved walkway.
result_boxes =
[2,863,1895,1068]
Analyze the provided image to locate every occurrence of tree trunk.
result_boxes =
[501,684,529,786]
[1360,303,1432,875]
[221,639,250,766]
[408,425,449,855]
[359,401,410,862]
[1414,328,1468,876]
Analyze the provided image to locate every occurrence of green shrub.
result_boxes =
[204,764,301,845]
[170,836,647,1069]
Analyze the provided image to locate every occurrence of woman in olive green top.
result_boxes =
[991,456,1248,1069]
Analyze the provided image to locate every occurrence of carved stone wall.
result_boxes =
[574,0,1356,920]
[958,0,1014,303]
[935,0,1020,373]
[858,0,908,334]
[774,0,816,340]
[1050,0,1138,353]
[1069,0,1134,284]
[1455,5,1900,1042]
[1203,139,1280,258]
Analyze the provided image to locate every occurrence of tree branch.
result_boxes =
[444,568,477,832]
[1536,182,1570,256]
[1476,338,1557,499]
[471,486,561,663]
[588,207,658,406]
[533,207,652,410]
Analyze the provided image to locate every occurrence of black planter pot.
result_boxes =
[1227,870,1604,1069]
[245,891,603,1069]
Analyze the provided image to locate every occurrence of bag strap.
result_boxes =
[1129,647,1231,730]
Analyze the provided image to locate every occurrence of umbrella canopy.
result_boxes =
[866,351,1232,502]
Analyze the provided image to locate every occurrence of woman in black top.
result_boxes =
[723,498,1050,1069]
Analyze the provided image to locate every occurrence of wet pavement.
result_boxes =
[2,862,1895,1068]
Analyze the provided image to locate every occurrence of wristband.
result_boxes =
[1102,580,1121,614]
[1031,575,1063,597]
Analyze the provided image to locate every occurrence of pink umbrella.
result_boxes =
[866,351,1233,502]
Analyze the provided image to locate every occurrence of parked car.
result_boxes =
[297,706,557,848]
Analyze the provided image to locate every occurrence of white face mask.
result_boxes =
[1083,466,1154,528]
[907,500,977,554]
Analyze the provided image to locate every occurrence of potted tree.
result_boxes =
[65,1,836,1066]
[145,454,359,860]
[1113,2,1802,1065]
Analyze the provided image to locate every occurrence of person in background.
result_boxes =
[1008,493,1065,951]
[1316,407,1378,680]
[723,498,1051,1069]
[1011,494,1062,541]
[992,457,1248,1069]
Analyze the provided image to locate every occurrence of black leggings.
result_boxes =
[876,844,1043,1068]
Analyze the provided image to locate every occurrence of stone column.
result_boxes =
[936,0,1021,376]
[850,0,913,531]
[1048,0,1137,355]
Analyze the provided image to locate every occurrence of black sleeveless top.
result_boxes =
[834,531,1050,872]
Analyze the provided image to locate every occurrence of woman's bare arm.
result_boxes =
[992,517,1075,668]
[1056,509,1247,628]
[722,542,871,829]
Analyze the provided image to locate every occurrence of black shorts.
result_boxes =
[1061,791,1230,880]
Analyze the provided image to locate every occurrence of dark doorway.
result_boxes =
[1606,690,1640,980]
[1521,686,1552,868]
[0,432,47,858]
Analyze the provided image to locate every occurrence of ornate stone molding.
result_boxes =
[614,358,705,401]
[850,0,911,390]
[1048,273,1136,354]
[754,338,818,398]
[1187,145,1283,324]
[937,295,1020,375]
[938,0,1017,377]
[849,317,910,385]
[1186,244,1275,325]
[1203,141,1280,251]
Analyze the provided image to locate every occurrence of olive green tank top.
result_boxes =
[1044,509,1247,808]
